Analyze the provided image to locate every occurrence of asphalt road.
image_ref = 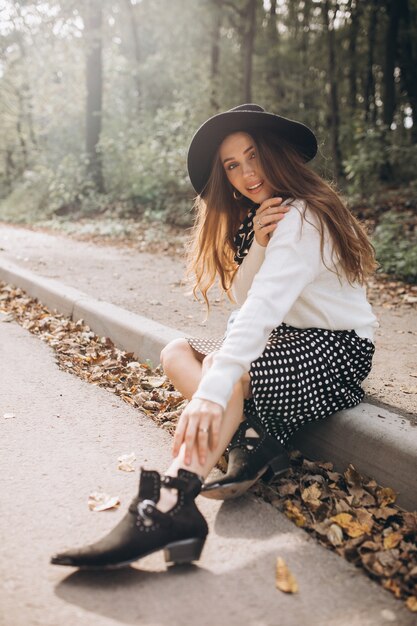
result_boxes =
[0,314,415,626]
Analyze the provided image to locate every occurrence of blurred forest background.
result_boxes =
[0,0,416,281]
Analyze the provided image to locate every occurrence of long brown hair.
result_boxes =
[186,128,377,309]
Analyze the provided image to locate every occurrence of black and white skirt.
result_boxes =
[187,205,375,447]
[187,324,375,447]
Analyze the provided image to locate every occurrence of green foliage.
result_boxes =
[344,126,417,200]
[343,127,390,199]
[373,211,417,283]
[0,168,50,223]
[101,103,196,225]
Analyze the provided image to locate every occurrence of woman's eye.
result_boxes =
[250,152,256,159]
[227,163,237,170]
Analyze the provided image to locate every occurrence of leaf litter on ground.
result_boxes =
[1,280,416,611]
[88,492,121,512]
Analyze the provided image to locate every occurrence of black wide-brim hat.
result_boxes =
[187,103,318,195]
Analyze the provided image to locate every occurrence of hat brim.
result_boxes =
[187,110,317,195]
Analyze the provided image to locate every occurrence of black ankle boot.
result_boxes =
[201,416,290,500]
[51,468,208,569]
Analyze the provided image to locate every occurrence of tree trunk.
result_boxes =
[364,0,378,124]
[84,0,104,193]
[301,0,312,110]
[382,0,400,129]
[123,0,142,116]
[210,0,223,112]
[268,0,278,45]
[322,0,343,180]
[266,0,281,95]
[398,0,417,142]
[243,0,256,102]
[348,0,361,113]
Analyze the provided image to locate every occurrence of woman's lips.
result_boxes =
[246,181,264,194]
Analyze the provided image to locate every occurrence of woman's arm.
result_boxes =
[193,202,324,409]
[231,238,266,304]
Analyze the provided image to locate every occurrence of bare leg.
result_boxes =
[159,338,247,511]
[160,338,204,400]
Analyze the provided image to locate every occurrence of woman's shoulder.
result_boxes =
[281,197,320,233]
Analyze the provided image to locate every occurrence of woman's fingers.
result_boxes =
[259,211,287,227]
[172,412,188,457]
[197,426,210,464]
[173,399,224,465]
[183,419,198,465]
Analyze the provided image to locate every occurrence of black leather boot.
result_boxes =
[201,416,290,500]
[51,468,208,569]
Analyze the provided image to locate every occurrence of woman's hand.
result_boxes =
[254,197,289,247]
[172,397,224,466]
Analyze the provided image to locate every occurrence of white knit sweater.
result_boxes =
[192,199,378,410]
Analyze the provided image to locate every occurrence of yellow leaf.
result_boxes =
[275,557,298,593]
[383,532,403,550]
[377,487,397,507]
[284,500,307,527]
[406,596,417,612]
[330,513,372,538]
[383,579,402,599]
[331,513,353,527]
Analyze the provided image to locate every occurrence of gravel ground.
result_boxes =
[0,223,416,417]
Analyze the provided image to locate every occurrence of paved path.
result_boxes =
[1,314,415,626]
[0,223,416,416]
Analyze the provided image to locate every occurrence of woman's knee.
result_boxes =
[160,338,193,372]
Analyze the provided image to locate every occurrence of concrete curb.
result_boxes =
[0,259,183,367]
[1,258,416,510]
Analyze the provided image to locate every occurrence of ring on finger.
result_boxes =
[199,427,209,433]
[256,218,262,227]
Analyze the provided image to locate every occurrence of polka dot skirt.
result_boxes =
[187,206,375,447]
[188,326,374,447]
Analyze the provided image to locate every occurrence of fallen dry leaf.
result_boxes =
[377,487,397,507]
[88,492,120,512]
[406,596,417,612]
[284,500,307,527]
[276,557,298,593]
[330,513,372,538]
[301,483,322,509]
[383,578,403,598]
[3,413,16,419]
[383,531,403,550]
[117,452,136,472]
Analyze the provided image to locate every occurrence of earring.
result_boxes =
[233,189,242,200]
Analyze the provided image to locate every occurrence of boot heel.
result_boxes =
[262,455,289,483]
[164,537,206,564]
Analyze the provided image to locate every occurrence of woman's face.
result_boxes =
[219,131,274,203]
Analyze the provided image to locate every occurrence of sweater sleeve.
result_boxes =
[231,238,266,305]
[230,197,294,304]
[192,203,324,410]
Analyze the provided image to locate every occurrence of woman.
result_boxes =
[51,104,378,570]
